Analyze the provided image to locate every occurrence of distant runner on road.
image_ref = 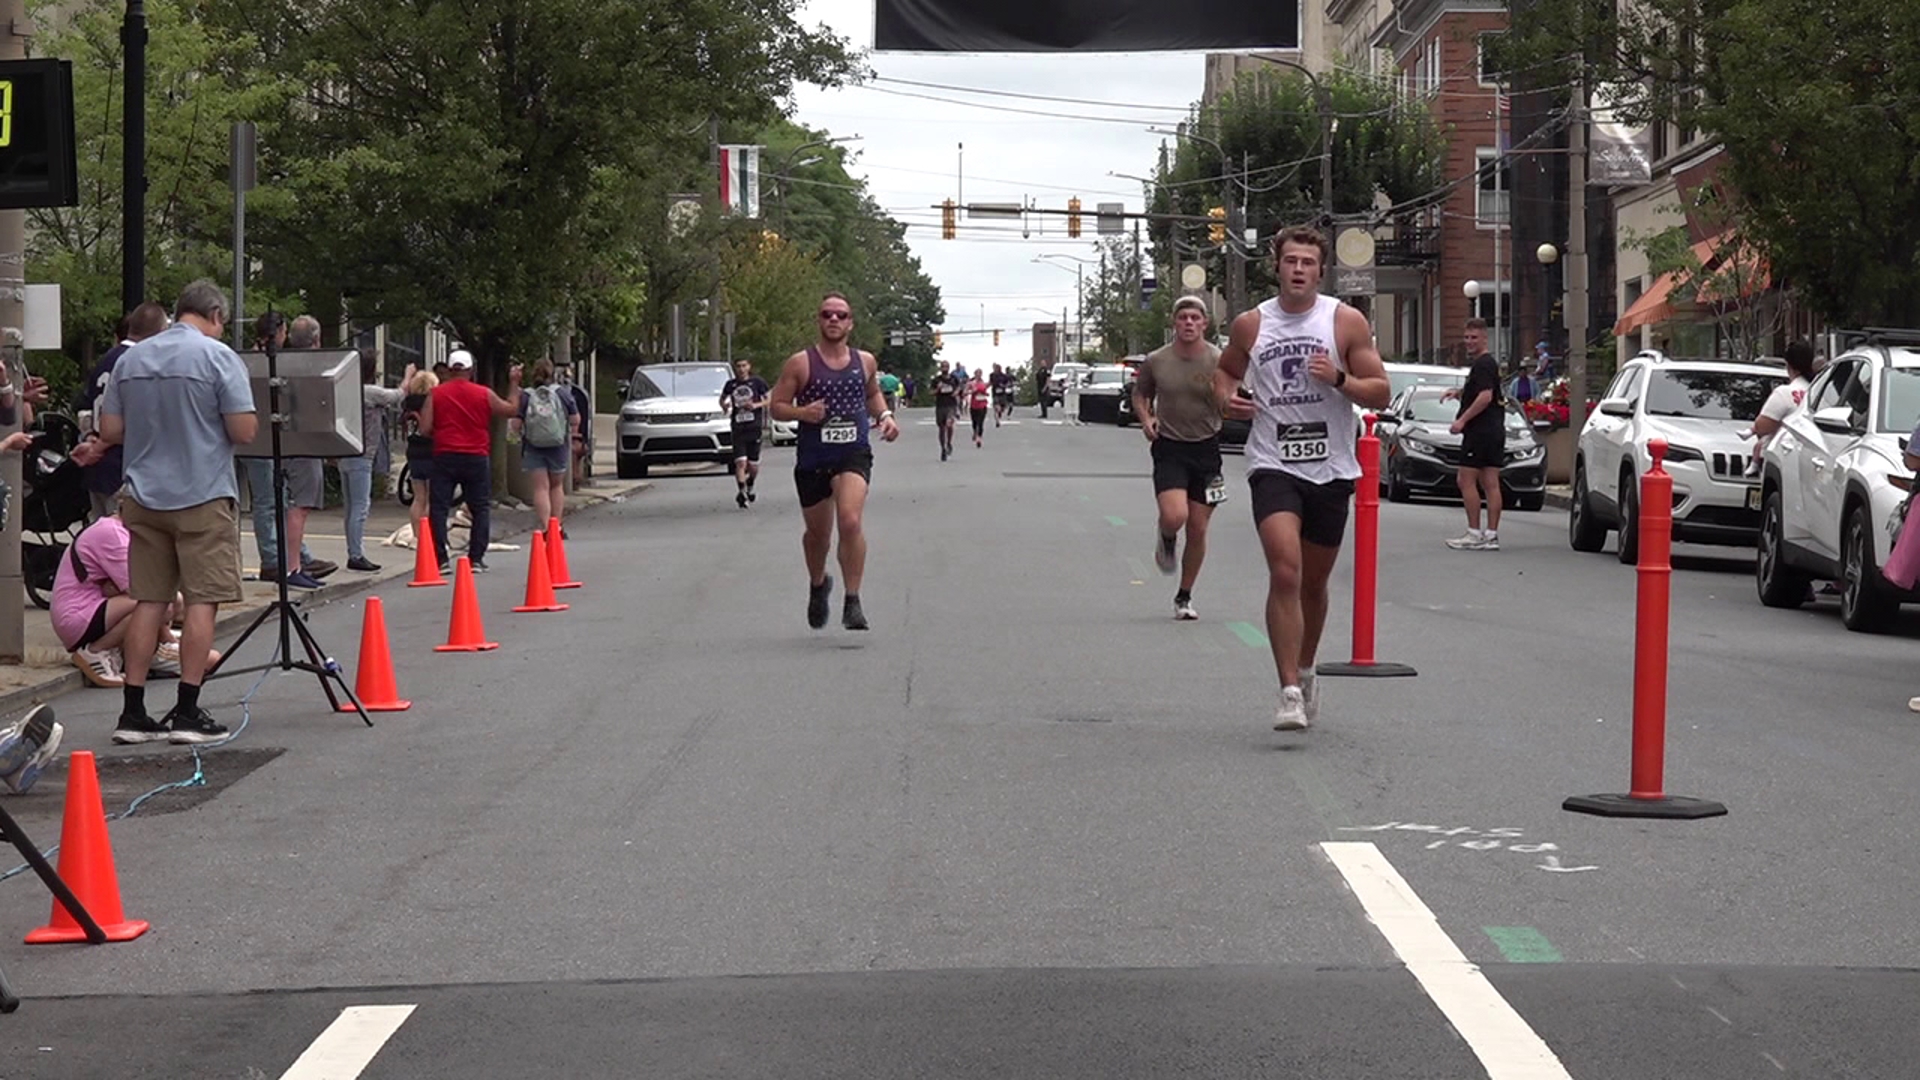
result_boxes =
[1134,295,1225,621]
[720,358,770,509]
[1215,225,1391,733]
[931,359,963,461]
[967,369,992,448]
[768,292,901,631]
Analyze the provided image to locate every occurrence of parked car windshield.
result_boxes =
[1403,393,1457,424]
[629,366,730,401]
[1643,370,1782,421]
[1086,369,1127,386]
[1388,368,1466,399]
[1879,366,1920,432]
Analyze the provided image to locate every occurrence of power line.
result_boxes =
[854,84,1186,126]
[872,75,1193,113]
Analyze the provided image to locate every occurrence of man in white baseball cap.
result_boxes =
[416,348,520,572]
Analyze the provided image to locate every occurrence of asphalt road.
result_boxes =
[2,409,1917,1079]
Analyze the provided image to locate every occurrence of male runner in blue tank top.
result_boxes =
[769,291,902,631]
[1215,225,1391,733]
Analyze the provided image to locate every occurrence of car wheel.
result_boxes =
[616,456,648,479]
[1568,461,1606,552]
[1841,502,1899,632]
[1755,489,1809,608]
[1387,460,1411,503]
[1615,471,1639,565]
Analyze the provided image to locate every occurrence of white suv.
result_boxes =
[1568,351,1787,563]
[1756,337,1920,631]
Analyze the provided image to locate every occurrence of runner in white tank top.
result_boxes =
[1214,226,1391,734]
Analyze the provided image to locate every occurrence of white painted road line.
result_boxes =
[280,1004,417,1080]
[1322,842,1573,1080]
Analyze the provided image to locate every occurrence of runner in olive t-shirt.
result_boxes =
[1132,295,1225,620]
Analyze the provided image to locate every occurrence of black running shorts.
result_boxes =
[1151,435,1224,504]
[1459,425,1505,469]
[794,448,874,508]
[1249,469,1354,549]
[733,427,762,463]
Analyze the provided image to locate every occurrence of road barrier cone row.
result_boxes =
[27,751,149,944]
[547,518,581,590]
[514,532,570,613]
[340,597,411,712]
[435,557,500,652]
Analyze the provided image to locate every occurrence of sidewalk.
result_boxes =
[0,434,646,715]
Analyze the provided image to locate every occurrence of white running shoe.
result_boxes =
[1274,686,1310,731]
[1174,597,1198,621]
[1302,669,1319,726]
[72,646,124,688]
[149,641,182,679]
[1445,531,1489,550]
[1481,532,1500,551]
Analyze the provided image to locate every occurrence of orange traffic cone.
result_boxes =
[408,518,447,588]
[26,751,149,944]
[513,532,570,613]
[547,517,581,590]
[339,597,411,711]
[434,557,499,652]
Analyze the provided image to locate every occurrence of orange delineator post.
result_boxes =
[513,532,570,613]
[1565,438,1727,820]
[407,518,447,588]
[547,517,581,590]
[339,597,411,712]
[1319,414,1416,679]
[26,751,149,944]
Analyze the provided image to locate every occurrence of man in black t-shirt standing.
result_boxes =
[1443,317,1505,551]
[720,359,771,508]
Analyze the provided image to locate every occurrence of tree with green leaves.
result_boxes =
[198,0,858,380]
[28,0,301,388]
[1622,184,1780,362]
[1498,0,1920,328]
[1144,67,1446,301]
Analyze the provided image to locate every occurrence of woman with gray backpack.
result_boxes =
[516,358,581,534]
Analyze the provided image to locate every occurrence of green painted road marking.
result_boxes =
[1227,621,1269,649]
[1078,494,1091,502]
[1483,927,1563,963]
[1105,515,1127,527]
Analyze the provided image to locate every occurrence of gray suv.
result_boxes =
[615,362,735,478]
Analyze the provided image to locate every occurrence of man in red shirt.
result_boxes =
[418,350,521,572]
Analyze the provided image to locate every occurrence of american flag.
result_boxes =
[1496,92,1510,114]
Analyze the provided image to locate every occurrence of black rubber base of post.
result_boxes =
[1317,661,1418,678]
[1563,793,1728,819]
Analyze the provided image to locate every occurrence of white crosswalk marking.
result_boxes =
[280,1005,417,1080]
[1322,842,1573,1080]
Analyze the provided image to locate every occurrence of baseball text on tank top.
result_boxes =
[1244,293,1360,483]
[795,347,871,468]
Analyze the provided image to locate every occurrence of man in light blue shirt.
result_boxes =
[97,279,257,746]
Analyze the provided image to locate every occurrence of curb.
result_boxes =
[1544,489,1573,511]
[0,479,652,719]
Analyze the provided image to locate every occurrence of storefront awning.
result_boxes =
[1614,233,1770,337]
[1614,270,1679,337]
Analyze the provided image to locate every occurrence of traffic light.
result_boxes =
[993,330,1001,346]
[942,198,956,240]
[1208,206,1226,246]
[1067,197,1082,239]
[933,331,943,349]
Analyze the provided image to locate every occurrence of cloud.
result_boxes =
[791,0,1214,368]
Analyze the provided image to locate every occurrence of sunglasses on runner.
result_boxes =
[819,310,851,321]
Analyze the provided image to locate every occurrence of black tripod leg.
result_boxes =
[0,804,106,945]
[205,601,276,680]
[290,607,371,726]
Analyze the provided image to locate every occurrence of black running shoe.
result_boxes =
[112,711,171,745]
[746,487,756,503]
[807,575,834,630]
[736,490,748,509]
[164,706,229,745]
[843,595,869,631]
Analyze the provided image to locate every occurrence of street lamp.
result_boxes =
[1150,125,1245,314]
[1033,255,1092,358]
[772,135,861,229]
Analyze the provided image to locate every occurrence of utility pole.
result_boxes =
[1566,80,1591,440]
[1223,158,1244,320]
[707,114,723,364]
[0,0,27,660]
[123,0,146,311]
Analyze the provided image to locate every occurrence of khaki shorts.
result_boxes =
[122,497,243,605]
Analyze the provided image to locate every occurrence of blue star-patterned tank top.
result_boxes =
[795,346,871,468]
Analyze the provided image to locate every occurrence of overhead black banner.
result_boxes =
[873,0,1300,52]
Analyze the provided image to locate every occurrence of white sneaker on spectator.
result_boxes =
[1445,530,1489,550]
[73,646,124,688]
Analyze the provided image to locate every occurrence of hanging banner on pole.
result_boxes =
[718,145,762,218]
[874,0,1300,51]
[1588,84,1651,186]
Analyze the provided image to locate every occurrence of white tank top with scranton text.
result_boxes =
[1244,293,1359,484]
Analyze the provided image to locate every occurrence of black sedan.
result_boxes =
[1375,388,1548,510]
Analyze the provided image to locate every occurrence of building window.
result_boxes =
[1476,148,1510,225]
[1426,38,1442,95]
[1477,32,1500,86]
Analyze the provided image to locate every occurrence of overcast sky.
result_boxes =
[789,0,1218,373]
